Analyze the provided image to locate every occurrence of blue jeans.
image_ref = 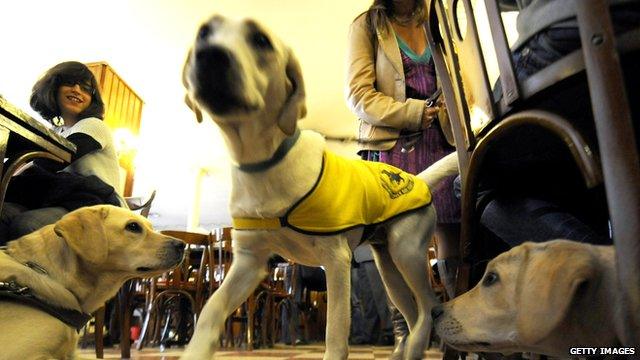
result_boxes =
[480,196,610,247]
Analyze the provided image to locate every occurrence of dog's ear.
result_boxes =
[277,47,307,135]
[184,94,203,123]
[54,206,110,264]
[516,243,596,343]
[182,49,203,123]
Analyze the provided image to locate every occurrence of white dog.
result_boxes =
[0,205,185,360]
[181,15,459,360]
[432,240,622,358]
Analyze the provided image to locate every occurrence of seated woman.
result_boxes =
[478,0,639,248]
[0,61,124,245]
[499,0,640,124]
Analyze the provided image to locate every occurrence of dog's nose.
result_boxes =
[172,240,186,255]
[195,45,232,70]
[431,305,444,321]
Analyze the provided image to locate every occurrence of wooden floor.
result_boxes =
[78,343,445,359]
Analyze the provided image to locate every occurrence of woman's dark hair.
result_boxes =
[363,0,428,37]
[29,61,105,123]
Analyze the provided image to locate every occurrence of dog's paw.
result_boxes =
[180,352,213,360]
[180,345,216,360]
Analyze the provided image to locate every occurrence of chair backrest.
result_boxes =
[426,0,498,176]
[427,0,638,182]
[159,230,209,286]
[125,190,157,218]
[142,230,212,320]
[208,227,233,290]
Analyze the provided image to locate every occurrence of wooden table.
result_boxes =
[0,95,76,212]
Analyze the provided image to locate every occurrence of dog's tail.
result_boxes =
[417,152,460,189]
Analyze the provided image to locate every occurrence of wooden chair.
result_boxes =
[219,226,268,350]
[426,238,449,349]
[259,261,301,347]
[125,190,157,218]
[208,227,233,298]
[293,265,327,343]
[427,238,448,302]
[426,0,640,352]
[91,190,157,358]
[136,230,211,350]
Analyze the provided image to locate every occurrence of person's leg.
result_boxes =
[356,261,378,344]
[0,203,28,246]
[387,302,409,359]
[363,261,393,345]
[8,206,68,241]
[281,263,302,344]
[435,223,461,299]
[349,265,368,345]
[480,196,609,247]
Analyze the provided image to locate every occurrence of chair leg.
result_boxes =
[286,301,297,346]
[94,306,105,359]
[246,295,255,351]
[118,282,133,359]
[261,295,273,347]
[159,310,173,345]
[442,345,460,360]
[136,298,157,350]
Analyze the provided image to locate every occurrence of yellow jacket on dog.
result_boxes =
[233,150,432,235]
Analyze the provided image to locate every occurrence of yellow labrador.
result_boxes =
[0,205,184,360]
[181,15,459,360]
[432,240,620,358]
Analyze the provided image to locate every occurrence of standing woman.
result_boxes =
[0,61,124,244]
[345,0,460,356]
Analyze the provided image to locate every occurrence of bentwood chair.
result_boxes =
[136,230,211,350]
[91,190,157,359]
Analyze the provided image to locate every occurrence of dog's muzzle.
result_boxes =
[139,239,185,272]
[189,43,247,115]
[168,239,186,265]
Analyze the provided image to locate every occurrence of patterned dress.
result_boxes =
[377,37,460,224]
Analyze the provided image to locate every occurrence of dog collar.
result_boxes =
[236,129,301,173]
[0,280,92,332]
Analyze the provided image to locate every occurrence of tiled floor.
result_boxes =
[78,343,444,359]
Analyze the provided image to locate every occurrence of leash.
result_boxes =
[0,255,92,332]
[0,280,92,332]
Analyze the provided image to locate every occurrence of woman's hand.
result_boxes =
[422,105,440,129]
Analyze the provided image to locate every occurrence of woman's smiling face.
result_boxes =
[56,80,93,121]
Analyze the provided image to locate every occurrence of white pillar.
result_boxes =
[187,167,207,232]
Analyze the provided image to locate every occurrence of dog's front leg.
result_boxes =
[321,239,352,360]
[181,245,270,360]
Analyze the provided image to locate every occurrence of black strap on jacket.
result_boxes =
[0,280,92,332]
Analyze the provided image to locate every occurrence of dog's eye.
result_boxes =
[125,222,143,234]
[251,32,272,50]
[482,271,499,287]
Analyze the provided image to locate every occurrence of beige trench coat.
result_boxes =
[345,12,454,151]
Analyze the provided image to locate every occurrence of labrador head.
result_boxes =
[54,205,185,276]
[182,15,306,136]
[432,240,598,355]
